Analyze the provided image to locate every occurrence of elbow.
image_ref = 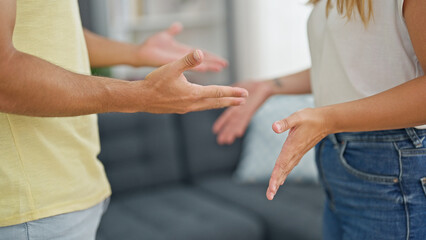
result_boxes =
[0,44,17,75]
[0,87,14,114]
[0,43,18,83]
[0,45,17,113]
[0,98,11,114]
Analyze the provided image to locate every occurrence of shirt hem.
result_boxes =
[0,187,111,227]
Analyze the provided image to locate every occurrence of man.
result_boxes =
[0,1,247,239]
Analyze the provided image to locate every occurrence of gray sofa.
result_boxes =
[96,110,324,240]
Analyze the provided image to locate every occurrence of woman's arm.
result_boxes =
[266,0,426,200]
[213,69,311,145]
[84,23,228,72]
[322,78,426,133]
[269,69,312,95]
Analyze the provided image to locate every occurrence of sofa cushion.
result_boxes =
[179,110,243,178]
[97,184,264,240]
[98,113,183,194]
[234,95,318,183]
[196,174,324,240]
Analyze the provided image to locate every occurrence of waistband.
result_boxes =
[330,128,426,148]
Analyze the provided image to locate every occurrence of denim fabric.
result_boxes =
[0,198,110,240]
[316,128,426,240]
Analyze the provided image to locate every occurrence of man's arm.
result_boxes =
[83,29,139,67]
[266,0,426,200]
[0,1,247,117]
[84,23,228,72]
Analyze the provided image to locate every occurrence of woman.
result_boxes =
[213,0,426,239]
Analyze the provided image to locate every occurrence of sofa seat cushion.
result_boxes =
[179,110,243,178]
[98,113,183,194]
[97,184,264,240]
[196,175,325,240]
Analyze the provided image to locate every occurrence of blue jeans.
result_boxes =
[0,198,110,240]
[316,128,426,240]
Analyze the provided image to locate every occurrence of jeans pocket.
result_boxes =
[421,178,426,196]
[339,141,399,184]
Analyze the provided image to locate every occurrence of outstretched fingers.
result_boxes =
[189,97,246,113]
[267,114,299,200]
[167,22,183,36]
[266,157,292,200]
[213,107,235,134]
[198,85,248,99]
[203,51,229,67]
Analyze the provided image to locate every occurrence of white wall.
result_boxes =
[233,0,312,81]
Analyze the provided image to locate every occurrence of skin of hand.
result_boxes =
[135,22,228,72]
[212,81,273,145]
[1,0,248,116]
[266,0,426,201]
[0,15,248,116]
[126,50,248,114]
[266,108,330,200]
[84,23,228,72]
[212,69,312,145]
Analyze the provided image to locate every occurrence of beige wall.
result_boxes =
[232,0,312,82]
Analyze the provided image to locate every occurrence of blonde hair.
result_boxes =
[309,0,373,24]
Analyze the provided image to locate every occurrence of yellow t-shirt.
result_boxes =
[0,0,111,227]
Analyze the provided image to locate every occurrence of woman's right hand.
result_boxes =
[213,80,274,145]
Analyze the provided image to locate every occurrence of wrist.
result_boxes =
[125,44,142,67]
[103,79,145,113]
[317,106,340,135]
[259,80,277,98]
[264,76,288,96]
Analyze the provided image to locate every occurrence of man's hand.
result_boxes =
[136,23,228,72]
[0,0,247,118]
[84,23,228,71]
[213,81,273,144]
[126,50,248,114]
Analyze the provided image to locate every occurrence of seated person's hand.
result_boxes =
[136,23,228,72]
[213,81,273,145]
[136,50,248,114]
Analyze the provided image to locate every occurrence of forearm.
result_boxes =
[262,69,312,97]
[0,49,137,117]
[84,29,139,67]
[0,48,248,117]
[323,77,426,133]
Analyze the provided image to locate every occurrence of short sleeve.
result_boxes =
[397,0,406,22]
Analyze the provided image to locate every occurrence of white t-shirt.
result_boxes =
[307,0,426,129]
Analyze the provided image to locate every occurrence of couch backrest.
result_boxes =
[97,112,183,194]
[178,110,243,179]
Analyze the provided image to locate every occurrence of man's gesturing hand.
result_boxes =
[137,23,228,72]
[266,108,331,200]
[133,50,248,114]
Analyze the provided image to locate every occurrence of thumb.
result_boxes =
[167,22,183,36]
[173,50,204,73]
[272,115,296,134]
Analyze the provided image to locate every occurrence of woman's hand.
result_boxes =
[266,107,332,200]
[136,23,228,72]
[213,81,274,145]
